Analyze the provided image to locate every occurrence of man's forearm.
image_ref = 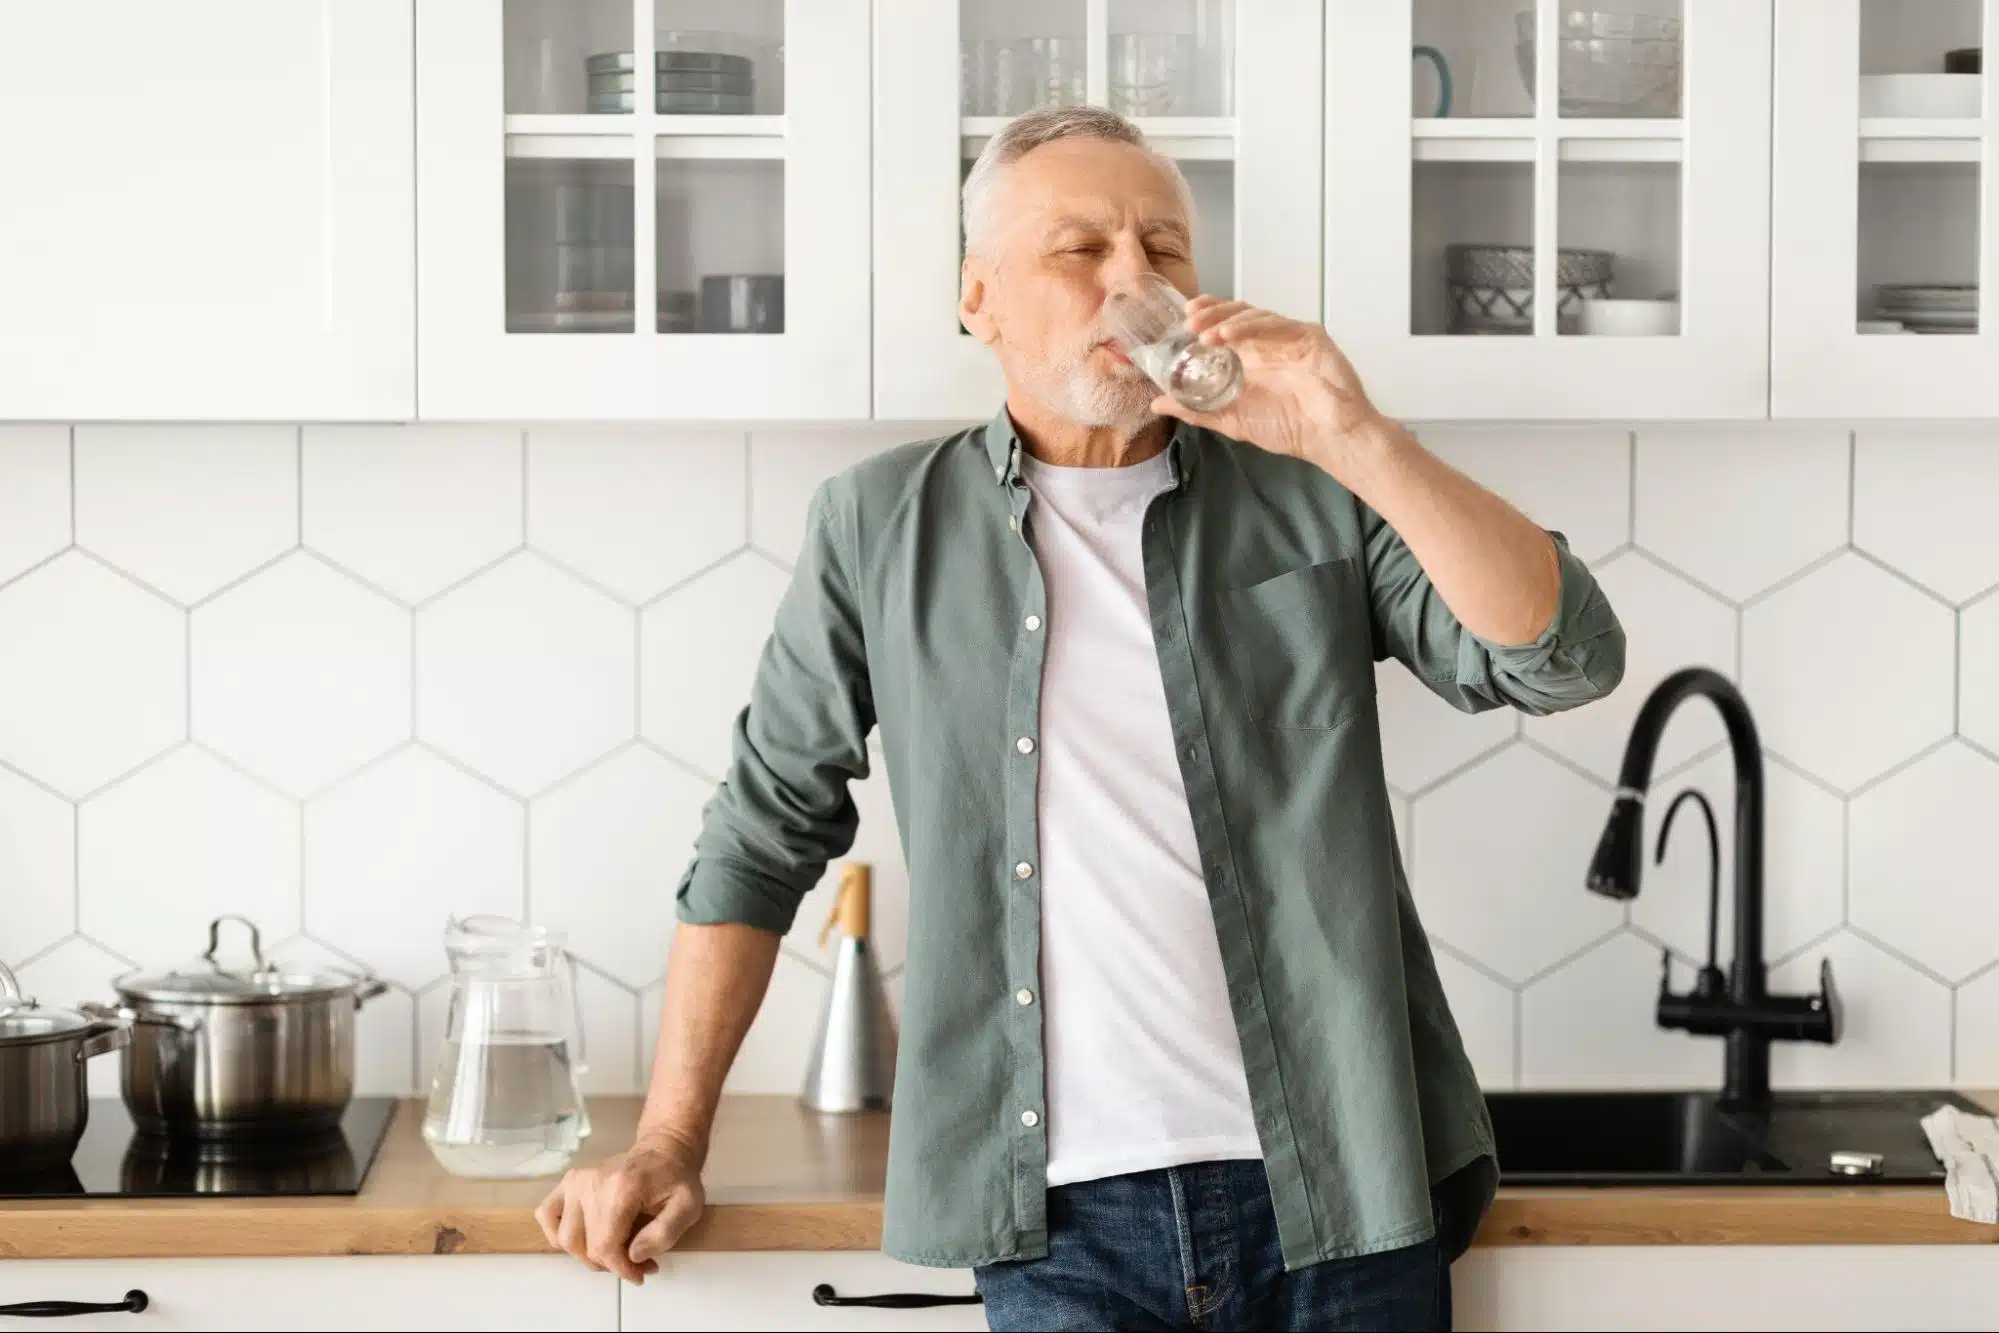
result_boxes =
[1317,416,1561,647]
[633,921,782,1162]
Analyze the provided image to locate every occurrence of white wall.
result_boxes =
[0,420,1995,1101]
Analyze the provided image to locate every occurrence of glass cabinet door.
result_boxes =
[1773,0,1998,416]
[1329,0,1771,419]
[418,0,868,420]
[873,0,1322,421]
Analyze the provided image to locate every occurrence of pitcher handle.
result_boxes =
[204,914,267,971]
[568,955,588,1069]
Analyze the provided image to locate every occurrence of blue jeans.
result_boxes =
[974,1160,1452,1332]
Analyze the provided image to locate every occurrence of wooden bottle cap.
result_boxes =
[819,863,872,947]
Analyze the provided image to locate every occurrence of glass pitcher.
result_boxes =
[422,915,590,1178]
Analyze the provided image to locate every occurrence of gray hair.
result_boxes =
[961,105,1194,259]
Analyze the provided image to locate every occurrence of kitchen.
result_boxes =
[2,0,1998,1329]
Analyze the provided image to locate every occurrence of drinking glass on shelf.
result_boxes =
[963,36,1084,115]
[1024,36,1085,111]
[1109,33,1194,117]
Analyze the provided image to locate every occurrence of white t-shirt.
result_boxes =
[1021,449,1263,1188]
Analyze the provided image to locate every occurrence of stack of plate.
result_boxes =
[586,50,755,114]
[1874,285,1977,335]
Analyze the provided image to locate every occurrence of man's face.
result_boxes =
[961,137,1197,429]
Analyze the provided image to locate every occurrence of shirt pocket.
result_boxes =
[1220,556,1376,731]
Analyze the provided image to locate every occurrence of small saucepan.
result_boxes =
[86,915,387,1142]
[0,961,129,1172]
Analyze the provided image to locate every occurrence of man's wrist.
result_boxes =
[633,1118,709,1167]
[1304,408,1409,496]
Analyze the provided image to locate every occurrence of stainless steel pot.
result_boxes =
[0,961,129,1173]
[92,916,387,1142]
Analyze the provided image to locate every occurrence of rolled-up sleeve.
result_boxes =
[675,480,875,934]
[1363,505,1625,718]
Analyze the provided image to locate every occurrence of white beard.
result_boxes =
[1023,331,1158,429]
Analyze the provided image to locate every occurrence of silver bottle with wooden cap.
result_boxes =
[800,864,898,1113]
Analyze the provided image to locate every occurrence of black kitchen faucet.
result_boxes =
[1585,667,1842,1107]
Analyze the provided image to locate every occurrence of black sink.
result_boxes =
[1484,1089,1978,1185]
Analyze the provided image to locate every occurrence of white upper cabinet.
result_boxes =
[1773,0,1996,417]
[416,0,869,420]
[872,0,1324,421]
[0,1,415,421]
[1327,0,1772,420]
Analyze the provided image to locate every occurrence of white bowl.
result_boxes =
[1859,74,1980,119]
[1577,298,1679,336]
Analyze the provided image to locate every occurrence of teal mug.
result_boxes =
[1414,44,1452,117]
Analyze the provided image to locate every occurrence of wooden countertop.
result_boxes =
[3,1095,1995,1260]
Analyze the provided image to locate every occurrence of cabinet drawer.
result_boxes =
[623,1252,984,1332]
[0,1257,616,1332]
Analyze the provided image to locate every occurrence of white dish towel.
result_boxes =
[1919,1105,1999,1224]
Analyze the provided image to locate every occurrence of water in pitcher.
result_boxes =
[422,915,591,1179]
[423,1031,586,1178]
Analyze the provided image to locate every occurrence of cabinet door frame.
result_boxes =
[1771,0,1999,418]
[870,0,1324,422]
[1326,0,1773,421]
[0,0,414,421]
[416,0,871,421]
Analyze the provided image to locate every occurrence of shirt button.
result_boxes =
[1014,861,1034,880]
[1024,614,1042,632]
[1182,744,1198,761]
[1020,1110,1040,1128]
[1015,987,1035,1006]
[1016,736,1036,755]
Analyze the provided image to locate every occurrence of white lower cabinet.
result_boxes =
[0,1257,616,1332]
[622,1252,983,1332]
[1454,1246,1999,1332]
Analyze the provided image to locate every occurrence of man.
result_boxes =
[539,106,1625,1332]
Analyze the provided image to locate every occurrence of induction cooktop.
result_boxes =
[0,1099,397,1199]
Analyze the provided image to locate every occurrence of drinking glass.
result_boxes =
[1100,273,1242,413]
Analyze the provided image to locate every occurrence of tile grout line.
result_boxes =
[1954,609,1962,735]
[1625,428,1638,545]
[1845,430,1857,544]
[295,425,305,546]
[70,800,81,941]
[519,429,531,547]
[1949,988,1958,1085]
[1511,987,1523,1089]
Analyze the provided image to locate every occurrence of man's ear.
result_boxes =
[960,256,999,345]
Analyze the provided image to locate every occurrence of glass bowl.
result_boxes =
[1514,9,1682,117]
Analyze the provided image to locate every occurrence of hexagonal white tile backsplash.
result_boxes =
[1,422,1994,1101]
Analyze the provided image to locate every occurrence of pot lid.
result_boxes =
[0,960,95,1045]
[115,915,367,1005]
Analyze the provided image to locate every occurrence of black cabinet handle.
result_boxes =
[0,1290,149,1318]
[812,1282,982,1310]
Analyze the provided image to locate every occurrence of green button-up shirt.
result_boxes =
[677,410,1625,1271]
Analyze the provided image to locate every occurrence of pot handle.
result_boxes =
[75,1023,130,1063]
[0,959,21,1006]
[204,913,266,970]
[79,1001,203,1034]
[352,976,390,1009]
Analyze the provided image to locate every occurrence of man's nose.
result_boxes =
[1099,236,1155,286]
